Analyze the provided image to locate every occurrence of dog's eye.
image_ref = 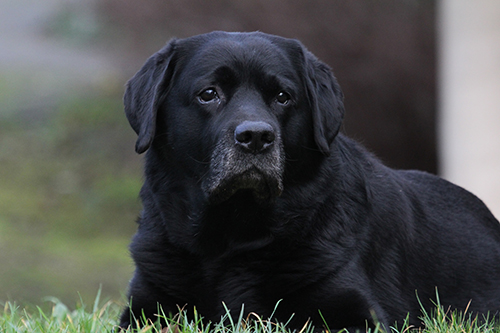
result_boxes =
[198,88,219,103]
[276,91,291,105]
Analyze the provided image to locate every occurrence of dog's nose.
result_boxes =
[234,121,275,153]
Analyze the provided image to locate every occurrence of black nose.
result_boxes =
[234,121,275,153]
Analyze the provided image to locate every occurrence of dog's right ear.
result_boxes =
[124,40,177,154]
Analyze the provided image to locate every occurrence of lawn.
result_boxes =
[1,77,499,333]
[2,290,499,333]
[0,77,141,307]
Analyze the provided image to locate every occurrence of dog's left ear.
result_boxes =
[303,51,345,156]
[124,40,177,154]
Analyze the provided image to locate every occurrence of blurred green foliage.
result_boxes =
[0,76,142,309]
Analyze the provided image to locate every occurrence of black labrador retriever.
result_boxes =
[119,31,500,331]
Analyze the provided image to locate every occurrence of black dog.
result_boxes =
[119,31,500,331]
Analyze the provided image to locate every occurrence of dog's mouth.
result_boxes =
[205,167,283,205]
[202,130,285,205]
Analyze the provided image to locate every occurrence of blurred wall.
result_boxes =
[439,0,500,218]
[98,0,437,173]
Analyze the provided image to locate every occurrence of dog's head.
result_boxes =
[124,31,344,205]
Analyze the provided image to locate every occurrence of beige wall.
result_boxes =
[439,0,500,218]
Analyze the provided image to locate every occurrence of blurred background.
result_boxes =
[0,0,498,309]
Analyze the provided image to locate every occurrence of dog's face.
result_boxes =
[124,32,344,205]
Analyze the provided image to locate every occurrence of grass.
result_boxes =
[0,83,141,306]
[416,293,500,333]
[2,291,500,333]
[0,74,499,333]
[0,290,119,333]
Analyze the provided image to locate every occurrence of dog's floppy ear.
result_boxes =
[124,40,177,154]
[303,51,345,155]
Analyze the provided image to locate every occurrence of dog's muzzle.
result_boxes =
[202,121,284,205]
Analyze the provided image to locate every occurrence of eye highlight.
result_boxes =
[276,91,291,105]
[198,88,219,103]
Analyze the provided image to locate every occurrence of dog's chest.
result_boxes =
[193,248,321,299]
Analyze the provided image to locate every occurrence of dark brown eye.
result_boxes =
[276,91,291,105]
[198,88,218,102]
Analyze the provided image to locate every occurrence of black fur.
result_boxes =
[119,31,500,331]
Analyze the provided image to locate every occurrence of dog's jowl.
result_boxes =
[119,31,500,331]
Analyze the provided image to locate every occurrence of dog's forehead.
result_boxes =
[178,33,300,78]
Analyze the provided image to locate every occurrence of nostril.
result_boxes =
[235,129,253,144]
[261,131,275,144]
[234,121,275,153]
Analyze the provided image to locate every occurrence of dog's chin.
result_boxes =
[205,168,283,205]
